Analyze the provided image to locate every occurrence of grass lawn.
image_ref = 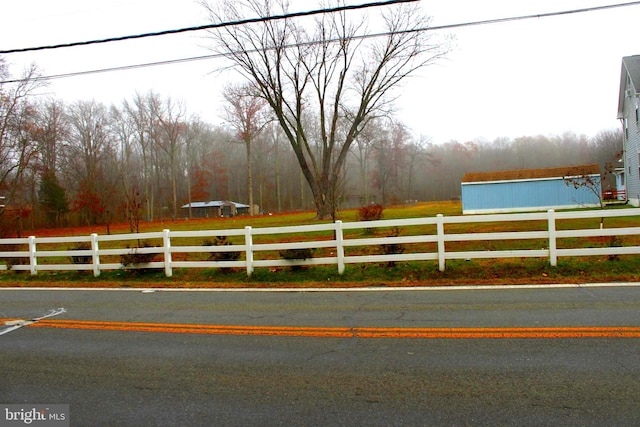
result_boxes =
[2,201,640,288]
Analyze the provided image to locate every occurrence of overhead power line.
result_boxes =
[0,0,418,54]
[1,0,639,84]
[426,0,640,32]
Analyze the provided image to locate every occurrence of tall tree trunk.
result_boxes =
[246,137,253,215]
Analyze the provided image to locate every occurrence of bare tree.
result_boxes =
[150,96,187,219]
[265,122,286,212]
[563,166,604,208]
[222,83,269,215]
[181,115,211,218]
[591,128,623,193]
[110,100,143,229]
[121,91,165,221]
[351,117,379,205]
[372,119,411,205]
[32,99,69,227]
[0,60,45,232]
[201,0,449,219]
[405,135,436,202]
[33,99,68,174]
[63,100,115,225]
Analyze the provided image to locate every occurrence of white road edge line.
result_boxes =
[0,283,638,292]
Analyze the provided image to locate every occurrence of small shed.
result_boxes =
[181,201,251,218]
[461,164,602,214]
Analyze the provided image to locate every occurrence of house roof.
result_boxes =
[617,55,640,118]
[461,164,601,183]
[181,201,250,209]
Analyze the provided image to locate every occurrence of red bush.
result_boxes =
[357,204,383,222]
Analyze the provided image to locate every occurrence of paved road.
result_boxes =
[2,285,640,426]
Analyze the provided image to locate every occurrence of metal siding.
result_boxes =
[462,178,601,212]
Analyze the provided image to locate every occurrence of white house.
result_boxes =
[618,55,640,206]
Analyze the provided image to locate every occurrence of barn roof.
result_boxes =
[461,164,601,183]
[181,201,250,209]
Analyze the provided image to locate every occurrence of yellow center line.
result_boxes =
[2,318,639,338]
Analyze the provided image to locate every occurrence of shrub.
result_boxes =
[120,241,156,268]
[358,204,384,235]
[0,244,29,272]
[608,236,623,261]
[280,248,313,260]
[279,248,314,271]
[357,204,384,222]
[203,236,241,262]
[70,242,92,264]
[380,227,404,267]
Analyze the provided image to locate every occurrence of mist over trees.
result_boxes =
[0,56,623,234]
[421,130,623,202]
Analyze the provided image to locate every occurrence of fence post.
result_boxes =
[335,220,345,274]
[91,233,100,277]
[437,214,446,272]
[244,226,254,276]
[163,229,173,277]
[28,236,37,275]
[548,209,557,266]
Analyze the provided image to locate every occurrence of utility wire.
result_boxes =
[2,0,639,84]
[426,0,640,32]
[0,0,418,54]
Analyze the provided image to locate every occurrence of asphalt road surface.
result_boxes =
[2,284,640,426]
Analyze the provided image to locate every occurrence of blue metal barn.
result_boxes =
[461,165,602,214]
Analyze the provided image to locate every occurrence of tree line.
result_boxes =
[420,130,623,202]
[0,59,622,236]
[0,65,316,233]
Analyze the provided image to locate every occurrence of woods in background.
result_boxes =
[0,58,622,233]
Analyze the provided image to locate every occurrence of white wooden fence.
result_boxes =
[1,208,639,277]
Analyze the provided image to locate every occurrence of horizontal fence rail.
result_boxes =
[0,209,639,277]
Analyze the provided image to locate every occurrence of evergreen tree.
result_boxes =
[38,171,69,227]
